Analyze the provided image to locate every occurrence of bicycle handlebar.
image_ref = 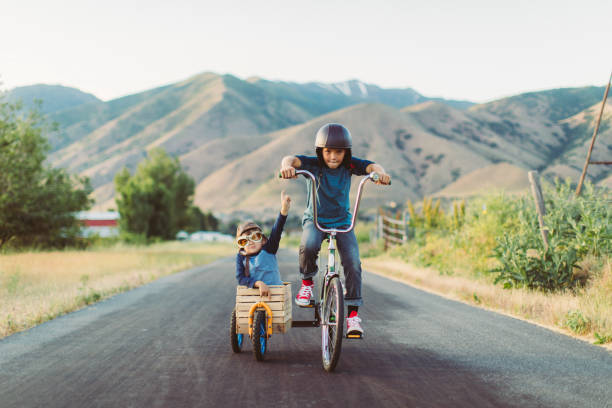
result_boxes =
[279,169,388,234]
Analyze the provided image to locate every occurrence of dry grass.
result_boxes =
[363,256,612,350]
[0,242,235,338]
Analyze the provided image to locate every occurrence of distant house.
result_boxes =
[189,231,233,243]
[76,211,120,238]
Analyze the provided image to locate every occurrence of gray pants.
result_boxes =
[298,220,363,307]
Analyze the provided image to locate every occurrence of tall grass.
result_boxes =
[0,242,234,338]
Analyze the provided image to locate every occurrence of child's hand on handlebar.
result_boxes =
[372,172,391,185]
[280,190,291,215]
[280,166,297,179]
[376,172,391,185]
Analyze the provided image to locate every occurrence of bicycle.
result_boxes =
[230,169,386,372]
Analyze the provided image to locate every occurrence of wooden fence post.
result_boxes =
[528,171,549,249]
[378,208,383,242]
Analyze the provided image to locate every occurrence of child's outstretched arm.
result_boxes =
[366,163,391,185]
[265,191,291,254]
[280,156,302,179]
[280,190,291,216]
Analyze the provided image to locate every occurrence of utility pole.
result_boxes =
[575,71,612,196]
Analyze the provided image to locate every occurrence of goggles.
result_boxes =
[236,230,263,247]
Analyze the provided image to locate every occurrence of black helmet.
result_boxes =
[315,123,352,168]
[315,123,352,149]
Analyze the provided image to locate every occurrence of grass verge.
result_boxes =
[363,255,612,350]
[0,241,234,339]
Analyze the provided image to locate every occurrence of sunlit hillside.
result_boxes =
[7,74,610,215]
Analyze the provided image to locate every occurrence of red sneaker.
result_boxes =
[347,314,363,337]
[295,281,313,306]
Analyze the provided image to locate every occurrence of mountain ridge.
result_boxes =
[6,73,609,214]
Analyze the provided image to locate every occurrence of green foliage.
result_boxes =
[183,206,219,233]
[492,180,610,291]
[563,310,591,335]
[593,332,612,345]
[451,200,466,230]
[0,98,93,249]
[114,148,203,241]
[407,197,445,230]
[387,182,609,293]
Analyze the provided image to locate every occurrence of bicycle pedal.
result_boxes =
[346,333,363,339]
[298,299,316,308]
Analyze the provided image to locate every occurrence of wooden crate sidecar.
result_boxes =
[235,282,292,335]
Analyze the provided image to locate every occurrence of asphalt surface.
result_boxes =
[1,249,611,408]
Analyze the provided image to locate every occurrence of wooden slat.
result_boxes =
[236,302,287,312]
[236,312,289,321]
[383,225,404,235]
[236,322,289,335]
[238,313,291,324]
[236,295,290,305]
[236,284,290,296]
[237,315,290,326]
[382,216,405,226]
[384,235,405,244]
[236,295,285,302]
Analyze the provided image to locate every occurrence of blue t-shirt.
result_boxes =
[296,155,373,228]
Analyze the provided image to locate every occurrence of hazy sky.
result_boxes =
[2,0,611,103]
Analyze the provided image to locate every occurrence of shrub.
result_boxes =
[491,180,610,291]
[564,310,591,335]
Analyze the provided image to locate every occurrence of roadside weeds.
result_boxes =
[363,256,612,351]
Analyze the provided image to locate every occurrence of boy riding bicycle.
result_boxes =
[279,123,390,337]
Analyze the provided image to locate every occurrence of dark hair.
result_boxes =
[316,147,352,169]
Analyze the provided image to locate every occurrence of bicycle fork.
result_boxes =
[322,234,339,327]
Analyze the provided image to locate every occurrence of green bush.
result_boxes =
[491,180,610,291]
[564,310,591,335]
[384,181,609,293]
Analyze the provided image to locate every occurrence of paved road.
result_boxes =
[1,249,611,408]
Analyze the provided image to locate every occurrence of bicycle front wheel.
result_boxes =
[321,276,344,372]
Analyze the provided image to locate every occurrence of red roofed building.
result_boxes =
[76,211,120,237]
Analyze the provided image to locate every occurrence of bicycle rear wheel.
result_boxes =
[321,276,344,372]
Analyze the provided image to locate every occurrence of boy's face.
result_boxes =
[322,148,345,169]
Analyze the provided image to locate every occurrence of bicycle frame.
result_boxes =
[295,168,378,302]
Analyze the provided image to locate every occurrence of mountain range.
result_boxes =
[4,74,610,217]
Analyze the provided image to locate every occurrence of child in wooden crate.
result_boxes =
[235,191,291,298]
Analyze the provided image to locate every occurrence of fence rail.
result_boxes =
[377,208,408,250]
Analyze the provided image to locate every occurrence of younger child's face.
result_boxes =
[243,239,264,255]
[238,229,265,255]
[322,148,346,169]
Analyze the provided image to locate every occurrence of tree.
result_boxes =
[0,98,92,248]
[183,206,219,233]
[114,148,200,240]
